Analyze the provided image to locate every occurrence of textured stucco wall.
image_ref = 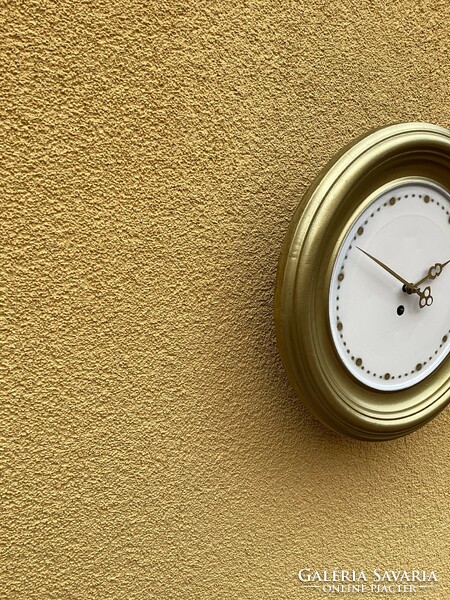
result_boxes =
[3,1,450,598]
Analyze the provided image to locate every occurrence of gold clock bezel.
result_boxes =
[274,122,450,440]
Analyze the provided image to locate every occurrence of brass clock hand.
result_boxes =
[357,247,434,309]
[356,247,412,288]
[412,260,450,288]
[416,286,433,309]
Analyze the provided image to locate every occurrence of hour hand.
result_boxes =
[413,260,450,288]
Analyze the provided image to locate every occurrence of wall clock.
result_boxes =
[274,122,450,440]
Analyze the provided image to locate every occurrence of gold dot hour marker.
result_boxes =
[356,358,362,367]
[384,373,391,380]
[443,335,448,343]
[424,195,430,203]
[416,363,422,371]
[389,197,396,206]
[337,322,343,331]
[357,226,364,236]
[338,273,344,282]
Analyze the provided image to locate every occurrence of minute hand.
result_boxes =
[356,247,413,288]
[412,260,450,288]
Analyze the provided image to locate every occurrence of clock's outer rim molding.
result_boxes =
[274,122,450,441]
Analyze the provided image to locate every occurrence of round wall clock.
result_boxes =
[274,122,450,440]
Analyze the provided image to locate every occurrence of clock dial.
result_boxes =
[329,179,450,391]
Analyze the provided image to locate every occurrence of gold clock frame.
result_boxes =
[274,122,450,440]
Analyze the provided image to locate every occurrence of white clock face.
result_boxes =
[329,179,450,391]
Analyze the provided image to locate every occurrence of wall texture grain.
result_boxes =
[3,1,450,598]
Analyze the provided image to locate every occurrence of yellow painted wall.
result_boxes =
[4,1,450,598]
